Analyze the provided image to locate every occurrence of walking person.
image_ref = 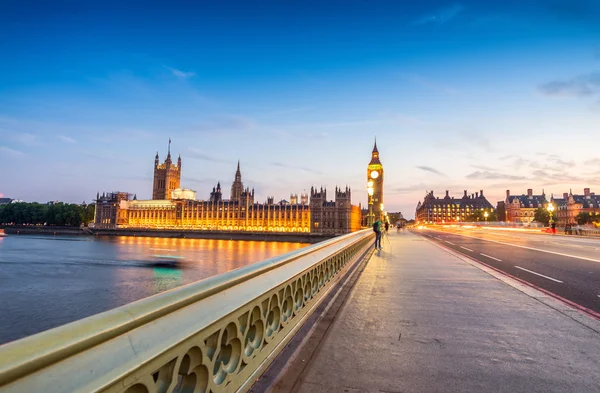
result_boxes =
[373,218,382,250]
[384,221,390,233]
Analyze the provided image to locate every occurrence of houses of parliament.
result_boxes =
[94,141,364,235]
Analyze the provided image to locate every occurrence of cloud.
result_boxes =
[539,71,600,98]
[414,3,465,25]
[181,176,219,190]
[506,154,575,173]
[470,164,496,171]
[269,162,322,175]
[389,183,436,193]
[187,147,231,163]
[584,158,600,166]
[399,73,458,95]
[530,155,575,171]
[167,67,196,78]
[58,135,76,144]
[0,146,25,157]
[466,171,527,181]
[531,169,588,183]
[189,115,255,134]
[416,166,447,177]
[11,132,37,146]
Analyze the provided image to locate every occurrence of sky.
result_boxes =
[1,0,600,218]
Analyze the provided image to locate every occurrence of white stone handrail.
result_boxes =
[0,229,373,393]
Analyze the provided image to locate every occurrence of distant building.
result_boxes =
[95,142,362,235]
[387,212,404,225]
[152,140,181,200]
[496,201,506,222]
[415,190,493,224]
[554,188,600,226]
[310,186,362,235]
[171,188,197,200]
[505,189,547,224]
[94,192,133,228]
[0,198,13,205]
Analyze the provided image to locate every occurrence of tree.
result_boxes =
[576,212,600,225]
[533,207,553,226]
[0,202,88,226]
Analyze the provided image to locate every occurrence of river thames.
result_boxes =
[0,234,307,344]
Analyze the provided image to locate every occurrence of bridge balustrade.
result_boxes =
[0,230,373,393]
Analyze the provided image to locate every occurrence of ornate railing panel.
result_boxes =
[0,230,373,393]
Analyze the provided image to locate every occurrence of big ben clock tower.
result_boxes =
[367,139,384,220]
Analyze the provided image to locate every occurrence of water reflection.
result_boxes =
[0,234,307,344]
[153,267,183,293]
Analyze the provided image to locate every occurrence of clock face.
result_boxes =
[370,170,379,179]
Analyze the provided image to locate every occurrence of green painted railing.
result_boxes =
[0,230,373,393]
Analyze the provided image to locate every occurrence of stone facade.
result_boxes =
[505,189,547,224]
[95,144,362,235]
[94,192,133,228]
[415,190,493,224]
[152,140,181,200]
[553,188,600,226]
[310,186,362,235]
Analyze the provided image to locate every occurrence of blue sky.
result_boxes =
[1,0,600,218]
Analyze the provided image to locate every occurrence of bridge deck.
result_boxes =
[272,230,600,393]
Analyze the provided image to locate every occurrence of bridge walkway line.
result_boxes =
[266,230,600,393]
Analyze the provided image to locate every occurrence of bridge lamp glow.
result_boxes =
[367,187,374,196]
[380,203,384,211]
[367,181,374,188]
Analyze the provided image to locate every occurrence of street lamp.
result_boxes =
[367,182,374,227]
[547,203,555,226]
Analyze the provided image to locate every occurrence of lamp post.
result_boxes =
[367,181,374,227]
[547,203,555,226]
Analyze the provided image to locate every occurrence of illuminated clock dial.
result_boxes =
[370,170,379,179]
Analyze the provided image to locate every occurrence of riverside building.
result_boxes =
[415,190,494,224]
[94,143,361,235]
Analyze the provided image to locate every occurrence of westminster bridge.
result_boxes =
[1,228,600,393]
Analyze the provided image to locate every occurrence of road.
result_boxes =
[414,227,600,316]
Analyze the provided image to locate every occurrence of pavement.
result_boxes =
[275,230,600,393]
[422,227,600,315]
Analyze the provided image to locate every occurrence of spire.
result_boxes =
[237,160,240,172]
[167,138,171,159]
[369,137,382,165]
